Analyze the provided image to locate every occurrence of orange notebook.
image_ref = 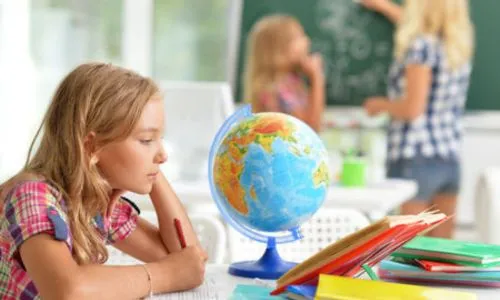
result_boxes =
[271,211,448,295]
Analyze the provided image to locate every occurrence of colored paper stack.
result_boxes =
[379,236,500,287]
[281,274,476,300]
[271,211,448,295]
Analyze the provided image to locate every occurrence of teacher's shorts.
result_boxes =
[387,156,460,202]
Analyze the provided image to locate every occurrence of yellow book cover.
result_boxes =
[315,274,476,300]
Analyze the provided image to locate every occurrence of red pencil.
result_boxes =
[174,218,187,248]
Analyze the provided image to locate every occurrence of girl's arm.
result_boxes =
[361,0,403,24]
[305,71,325,131]
[148,172,202,253]
[298,53,325,132]
[364,64,431,120]
[20,233,207,299]
[111,216,170,262]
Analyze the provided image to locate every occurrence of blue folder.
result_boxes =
[286,285,317,300]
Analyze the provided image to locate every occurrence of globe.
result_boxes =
[208,104,330,279]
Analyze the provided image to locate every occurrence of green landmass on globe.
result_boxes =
[212,112,330,232]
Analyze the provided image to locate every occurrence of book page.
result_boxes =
[149,272,274,300]
[149,276,220,300]
[277,219,387,285]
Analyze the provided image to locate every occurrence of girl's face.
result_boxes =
[287,24,310,65]
[96,96,167,194]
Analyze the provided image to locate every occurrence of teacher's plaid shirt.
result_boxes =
[387,35,472,161]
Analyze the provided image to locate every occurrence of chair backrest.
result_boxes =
[227,208,370,263]
[189,213,227,264]
[159,81,235,180]
[106,210,227,265]
[475,167,500,244]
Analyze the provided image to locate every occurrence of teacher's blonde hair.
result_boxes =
[395,0,474,70]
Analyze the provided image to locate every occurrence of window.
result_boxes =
[153,0,229,81]
[31,0,122,68]
[30,0,123,106]
[0,0,232,181]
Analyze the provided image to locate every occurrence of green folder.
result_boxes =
[229,284,285,299]
[392,236,500,267]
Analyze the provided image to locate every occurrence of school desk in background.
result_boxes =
[271,211,448,295]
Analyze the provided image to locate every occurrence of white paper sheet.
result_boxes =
[150,275,220,300]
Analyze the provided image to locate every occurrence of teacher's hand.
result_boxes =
[364,97,389,116]
[360,0,391,12]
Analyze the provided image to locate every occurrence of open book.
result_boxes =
[271,211,448,295]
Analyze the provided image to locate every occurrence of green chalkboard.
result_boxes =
[234,0,398,106]
[234,0,500,110]
[467,0,500,111]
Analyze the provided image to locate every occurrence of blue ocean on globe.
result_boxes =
[240,138,328,231]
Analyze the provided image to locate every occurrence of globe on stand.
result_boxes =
[208,105,330,279]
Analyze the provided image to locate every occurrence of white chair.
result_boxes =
[475,167,500,244]
[188,213,227,264]
[159,81,235,181]
[106,211,227,265]
[227,208,370,263]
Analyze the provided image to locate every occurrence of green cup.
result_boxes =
[341,156,366,187]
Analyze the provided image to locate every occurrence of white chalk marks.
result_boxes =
[313,0,392,104]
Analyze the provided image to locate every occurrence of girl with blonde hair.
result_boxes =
[243,14,325,131]
[0,63,207,299]
[361,0,474,238]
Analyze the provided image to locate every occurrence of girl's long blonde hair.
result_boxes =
[395,0,474,70]
[0,63,159,264]
[243,15,303,104]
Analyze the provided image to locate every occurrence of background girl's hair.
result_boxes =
[395,0,474,70]
[242,14,303,104]
[1,63,159,264]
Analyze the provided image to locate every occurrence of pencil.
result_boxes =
[174,218,187,248]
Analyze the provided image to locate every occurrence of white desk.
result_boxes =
[150,264,273,299]
[127,178,416,220]
[151,264,498,299]
[327,179,417,220]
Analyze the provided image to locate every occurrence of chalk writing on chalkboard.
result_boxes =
[312,0,392,104]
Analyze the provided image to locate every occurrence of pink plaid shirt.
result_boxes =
[258,72,309,114]
[0,181,138,299]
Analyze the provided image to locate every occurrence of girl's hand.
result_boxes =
[364,97,389,116]
[360,0,391,12]
[300,53,324,81]
[161,245,208,291]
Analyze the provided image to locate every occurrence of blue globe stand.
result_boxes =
[228,237,297,279]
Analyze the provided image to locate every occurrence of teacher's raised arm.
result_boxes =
[361,0,402,24]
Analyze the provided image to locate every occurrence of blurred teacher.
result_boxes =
[361,0,474,238]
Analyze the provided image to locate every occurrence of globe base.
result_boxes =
[228,238,297,279]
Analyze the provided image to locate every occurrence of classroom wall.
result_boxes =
[0,0,39,182]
